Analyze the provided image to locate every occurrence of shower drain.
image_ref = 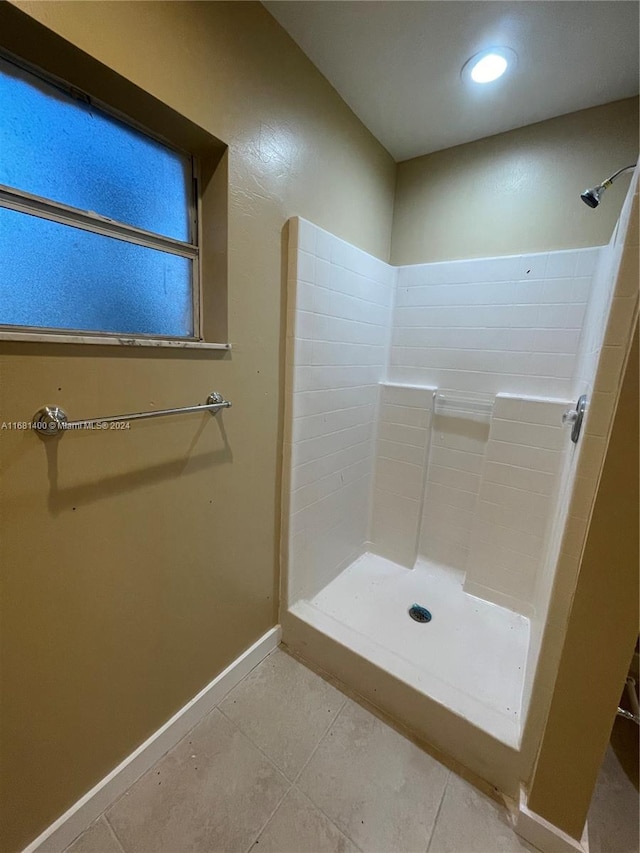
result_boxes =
[408,603,432,623]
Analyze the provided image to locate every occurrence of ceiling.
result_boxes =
[263,1,640,162]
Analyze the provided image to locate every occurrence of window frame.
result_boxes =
[0,50,225,350]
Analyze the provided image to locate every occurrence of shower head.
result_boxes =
[581,164,636,209]
[580,185,605,208]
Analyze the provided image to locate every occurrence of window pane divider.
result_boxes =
[0,183,198,259]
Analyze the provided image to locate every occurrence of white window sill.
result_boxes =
[0,330,231,350]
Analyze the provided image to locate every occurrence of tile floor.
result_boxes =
[588,715,639,853]
[62,648,637,853]
[63,648,535,853]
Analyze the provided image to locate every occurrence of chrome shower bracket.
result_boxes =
[562,394,587,443]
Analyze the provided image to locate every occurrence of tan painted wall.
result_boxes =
[527,324,639,839]
[391,98,639,265]
[0,3,395,849]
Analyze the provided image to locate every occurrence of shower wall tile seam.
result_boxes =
[293,418,377,442]
[394,298,589,309]
[296,279,394,310]
[290,472,372,511]
[292,449,372,481]
[394,342,575,356]
[293,403,375,420]
[294,420,373,450]
[389,367,572,379]
[293,310,389,330]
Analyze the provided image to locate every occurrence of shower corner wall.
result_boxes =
[281,187,637,795]
[281,216,396,608]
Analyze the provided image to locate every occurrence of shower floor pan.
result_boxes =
[285,553,530,778]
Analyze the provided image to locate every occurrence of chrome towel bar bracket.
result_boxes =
[32,392,231,439]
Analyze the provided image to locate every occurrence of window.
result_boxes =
[0,53,201,341]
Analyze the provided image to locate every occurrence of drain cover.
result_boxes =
[408,603,432,623]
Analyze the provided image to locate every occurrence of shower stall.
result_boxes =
[280,173,638,795]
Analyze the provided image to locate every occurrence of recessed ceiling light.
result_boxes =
[461,47,517,85]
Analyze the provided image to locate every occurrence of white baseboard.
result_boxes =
[516,788,589,853]
[22,626,282,853]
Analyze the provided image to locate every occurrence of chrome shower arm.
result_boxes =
[603,164,636,186]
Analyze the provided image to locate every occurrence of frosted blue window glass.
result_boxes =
[0,208,193,337]
[0,57,191,242]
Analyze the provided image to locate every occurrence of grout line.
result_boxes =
[424,479,480,497]
[287,699,370,852]
[431,444,486,459]
[391,344,578,356]
[294,402,374,420]
[216,703,293,783]
[394,300,587,310]
[295,308,388,330]
[388,366,571,380]
[296,332,384,350]
[213,707,294,853]
[241,780,293,853]
[428,462,482,481]
[425,770,452,853]
[236,661,351,853]
[293,382,380,393]
[102,814,128,853]
[391,323,583,331]
[298,272,393,310]
[291,471,372,519]
[294,422,373,448]
[481,476,554,498]
[296,360,388,368]
[292,457,371,496]
[292,694,349,786]
[293,437,371,465]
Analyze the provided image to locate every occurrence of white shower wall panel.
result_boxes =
[464,396,570,615]
[369,384,434,567]
[284,218,395,604]
[419,416,489,571]
[391,248,600,398]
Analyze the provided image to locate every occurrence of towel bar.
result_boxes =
[31,392,231,439]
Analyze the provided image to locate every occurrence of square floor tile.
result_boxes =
[298,699,449,853]
[254,786,359,853]
[64,817,124,853]
[220,648,345,779]
[107,709,289,853]
[427,774,536,853]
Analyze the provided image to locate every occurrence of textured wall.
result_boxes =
[0,4,395,849]
[392,98,639,265]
